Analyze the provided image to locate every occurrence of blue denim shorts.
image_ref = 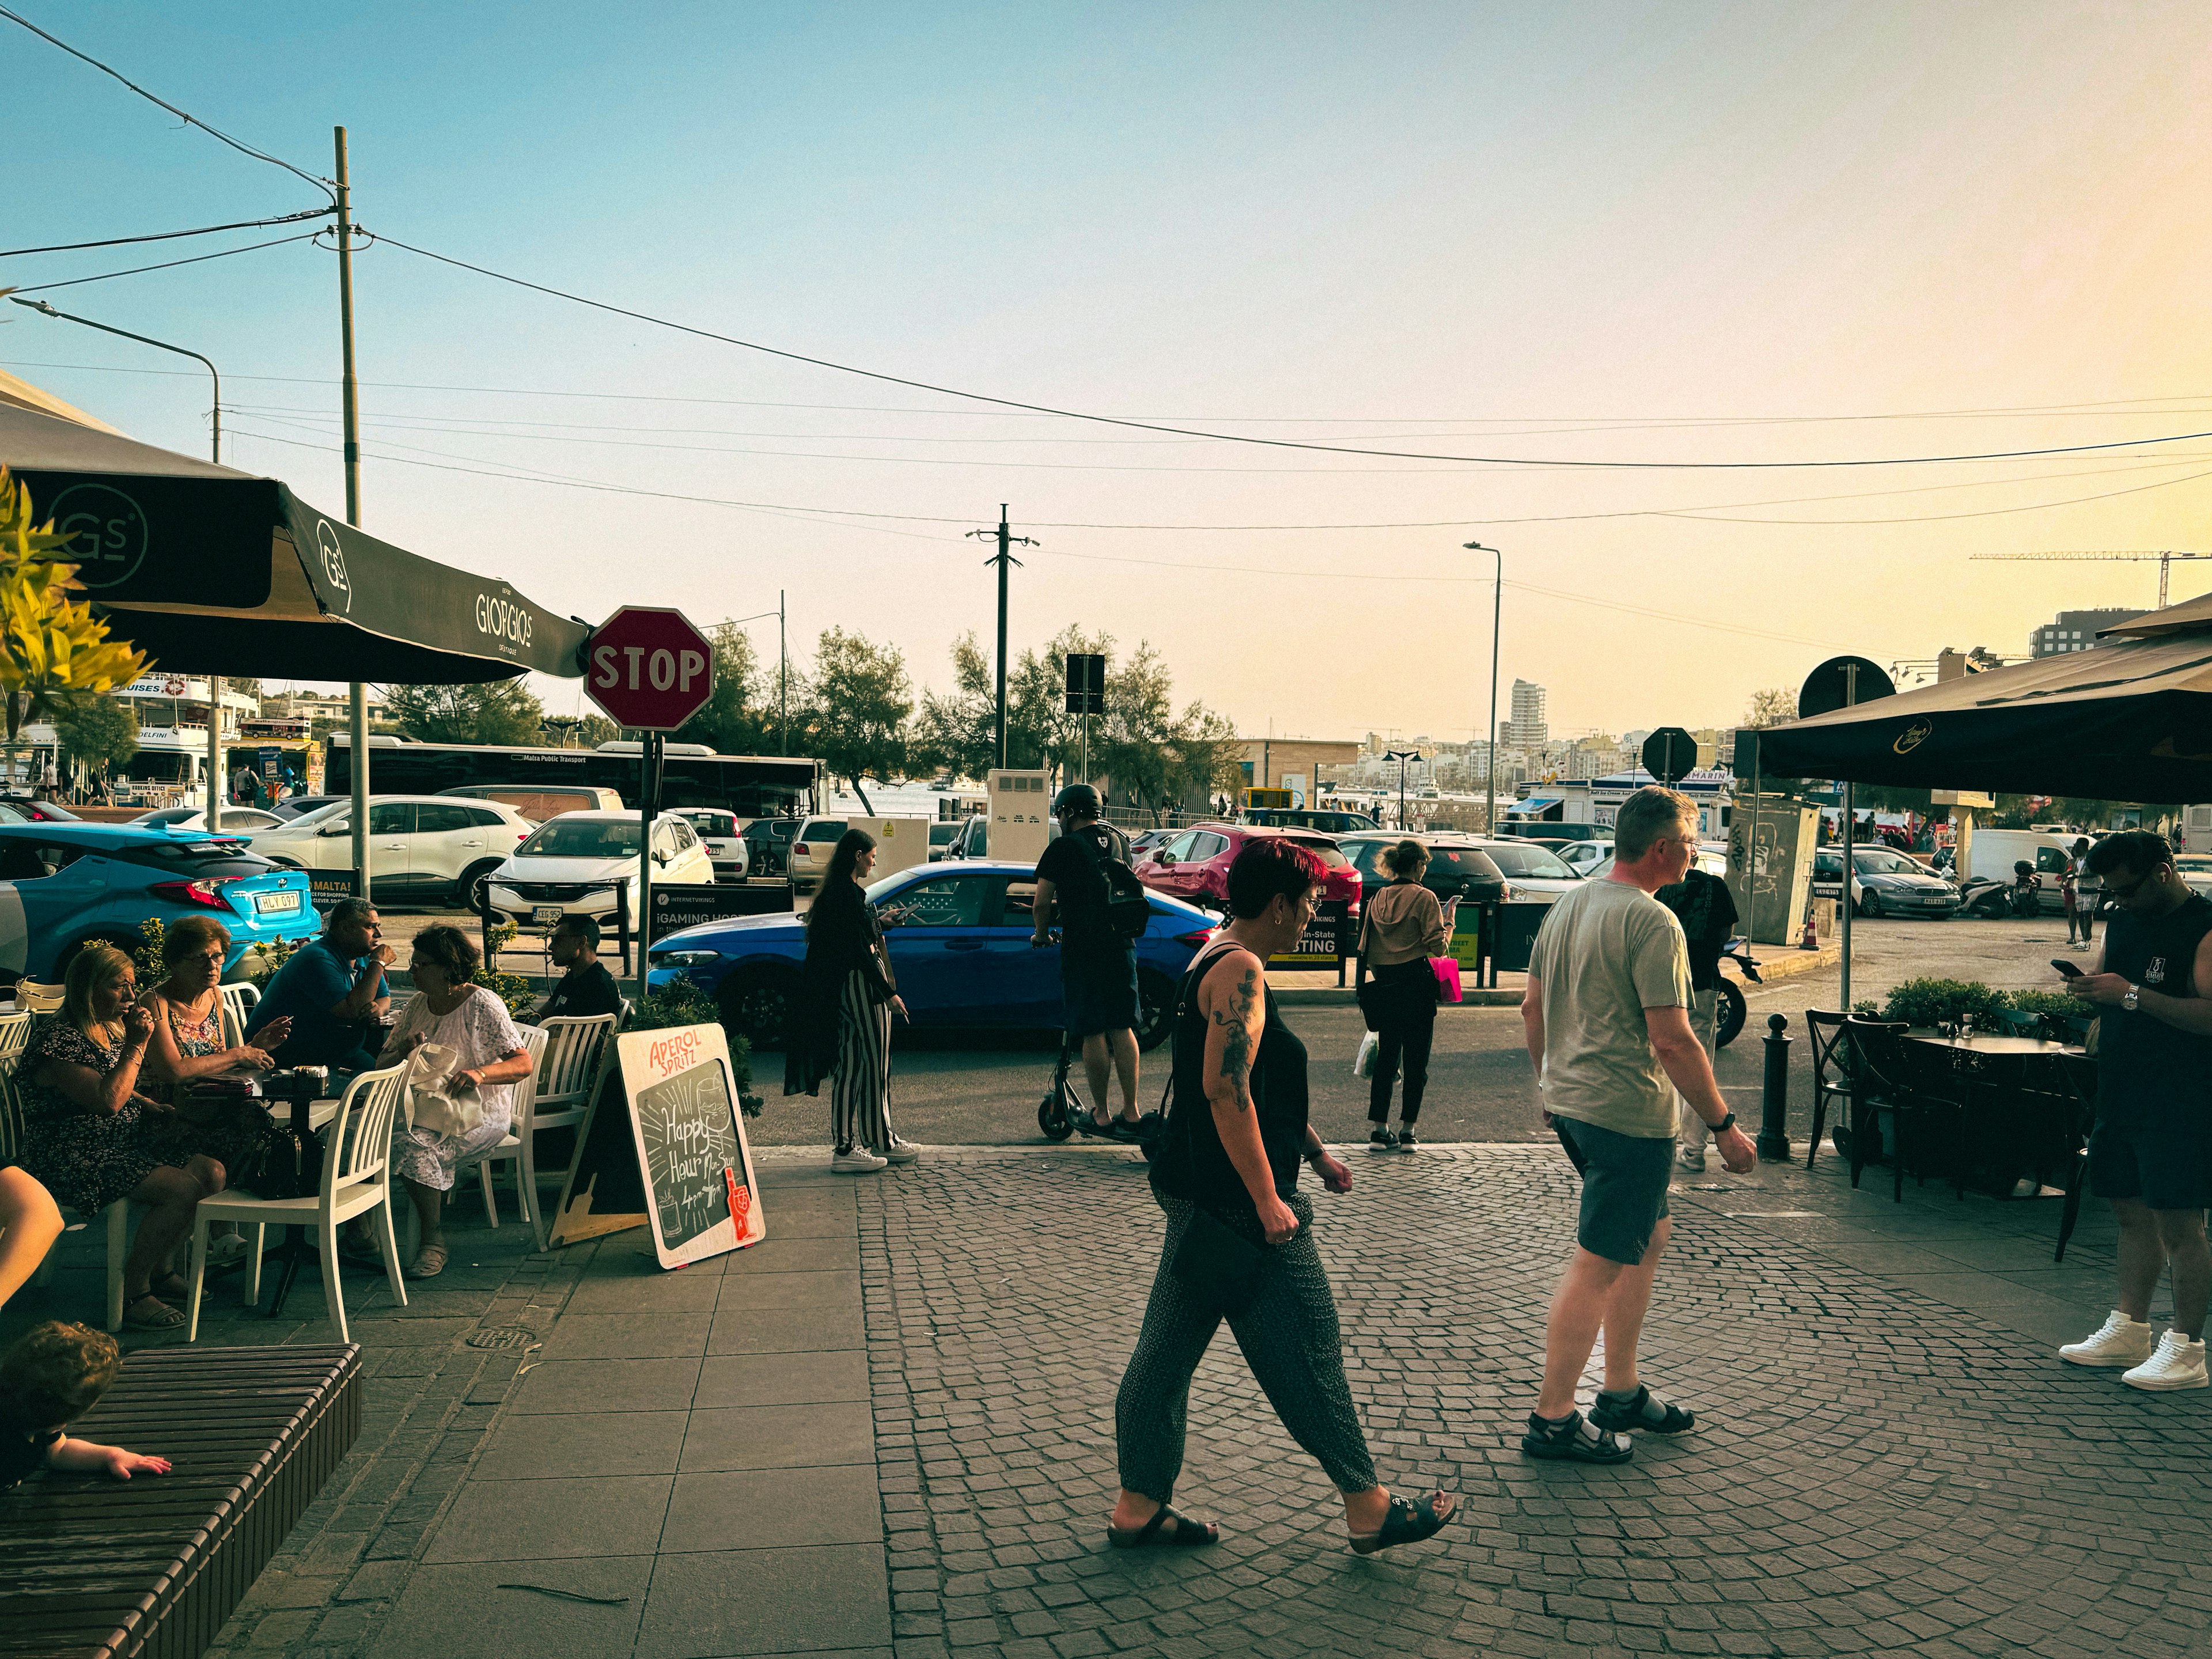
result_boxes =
[1553,1116,1675,1266]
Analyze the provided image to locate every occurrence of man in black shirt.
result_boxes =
[536,914,624,1022]
[1032,785,1142,1139]
[1656,863,1738,1172]
[2059,831,2212,1390]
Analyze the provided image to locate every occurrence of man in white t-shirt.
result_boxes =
[1518,786,1758,1464]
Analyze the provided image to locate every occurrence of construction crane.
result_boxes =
[1969,550,2212,609]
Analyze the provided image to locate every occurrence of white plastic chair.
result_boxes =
[513,1014,614,1251]
[14,980,64,1017]
[184,1059,410,1343]
[467,1025,547,1232]
[7,1012,130,1332]
[218,981,262,1047]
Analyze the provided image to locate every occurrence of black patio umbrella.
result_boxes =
[1,402,589,681]
[1759,596,2212,801]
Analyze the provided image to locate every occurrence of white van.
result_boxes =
[1963,827,2079,916]
[787,815,932,895]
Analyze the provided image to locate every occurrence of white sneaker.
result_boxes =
[2123,1330,2210,1391]
[1676,1145,1707,1173]
[878,1138,921,1165]
[204,1233,252,1269]
[832,1147,889,1174]
[2059,1310,2156,1368]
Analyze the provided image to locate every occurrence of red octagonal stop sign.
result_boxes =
[585,605,716,732]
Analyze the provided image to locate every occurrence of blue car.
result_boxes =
[647,859,1217,1050]
[0,824,321,986]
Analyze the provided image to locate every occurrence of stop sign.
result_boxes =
[585,606,715,731]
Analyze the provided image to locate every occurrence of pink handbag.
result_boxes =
[1429,956,1463,1003]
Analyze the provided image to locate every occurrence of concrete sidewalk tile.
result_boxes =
[661,1465,883,1552]
[725,1236,864,1274]
[566,1271,726,1313]
[509,1356,702,1414]
[536,1310,713,1361]
[718,1270,864,1311]
[696,1351,873,1408]
[364,1556,652,1659]
[679,1402,876,1471]
[473,1409,690,1480]
[636,1542,892,1657]
[709,1305,866,1354]
[423,1475,675,1563]
[749,1207,859,1240]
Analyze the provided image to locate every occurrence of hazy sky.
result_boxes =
[6,2,2209,747]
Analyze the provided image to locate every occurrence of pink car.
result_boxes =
[1134,822,1362,916]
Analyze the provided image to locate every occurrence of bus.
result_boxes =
[327,737,820,819]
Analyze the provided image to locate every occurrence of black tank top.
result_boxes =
[2097,892,2212,1126]
[1150,943,1309,1213]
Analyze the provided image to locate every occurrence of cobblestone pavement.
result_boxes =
[14,1137,2207,1659]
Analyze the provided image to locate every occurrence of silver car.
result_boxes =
[1467,839,1584,903]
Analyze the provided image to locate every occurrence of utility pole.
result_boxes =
[967,507,1036,768]
[779,588,788,755]
[335,126,370,897]
[1465,542,1502,834]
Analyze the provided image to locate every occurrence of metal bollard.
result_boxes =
[1757,1012,1792,1161]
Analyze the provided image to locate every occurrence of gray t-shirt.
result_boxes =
[1528,878,1693,1139]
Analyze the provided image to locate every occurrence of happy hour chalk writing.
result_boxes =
[635,1059,743,1252]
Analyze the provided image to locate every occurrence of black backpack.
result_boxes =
[1062,823,1154,941]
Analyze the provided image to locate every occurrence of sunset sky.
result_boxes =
[7,2,2209,748]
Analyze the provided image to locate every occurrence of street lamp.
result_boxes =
[1383,748,1424,830]
[11,297,229,828]
[1464,542,1502,835]
[712,594,790,753]
[10,297,221,463]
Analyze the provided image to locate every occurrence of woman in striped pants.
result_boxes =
[785,828,915,1173]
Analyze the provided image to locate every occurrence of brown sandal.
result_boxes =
[405,1244,448,1280]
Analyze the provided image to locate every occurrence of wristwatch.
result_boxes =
[1710,1111,1737,1133]
[2123,983,2141,1012]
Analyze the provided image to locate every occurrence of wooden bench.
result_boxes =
[0,1343,361,1659]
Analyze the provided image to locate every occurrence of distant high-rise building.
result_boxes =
[2031,608,2138,657]
[1499,679,1547,752]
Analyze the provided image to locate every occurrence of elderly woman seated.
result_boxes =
[12,947,224,1331]
[342,926,529,1281]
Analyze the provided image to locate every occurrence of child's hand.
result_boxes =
[102,1447,171,1480]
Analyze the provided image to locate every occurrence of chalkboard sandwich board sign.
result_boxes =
[619,1022,767,1268]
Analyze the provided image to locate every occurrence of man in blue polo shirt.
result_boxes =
[247,897,394,1074]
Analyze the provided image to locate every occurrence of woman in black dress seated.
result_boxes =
[13,947,225,1331]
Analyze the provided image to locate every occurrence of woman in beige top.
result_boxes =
[1359,840,1457,1151]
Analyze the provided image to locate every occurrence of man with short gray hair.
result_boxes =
[245,897,393,1074]
[1519,786,1756,1463]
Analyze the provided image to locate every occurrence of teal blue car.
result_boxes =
[0,824,320,987]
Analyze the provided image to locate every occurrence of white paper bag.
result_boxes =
[405,1041,484,1138]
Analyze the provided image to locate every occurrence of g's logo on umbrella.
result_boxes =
[47,483,148,589]
[314,520,352,612]
[1893,718,1933,754]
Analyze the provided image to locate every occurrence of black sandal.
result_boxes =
[1350,1490,1458,1555]
[1520,1410,1634,1464]
[1588,1384,1695,1435]
[1107,1504,1220,1550]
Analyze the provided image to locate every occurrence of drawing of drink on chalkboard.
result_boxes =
[616,1022,767,1268]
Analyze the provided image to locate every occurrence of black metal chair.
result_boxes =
[1805,1009,1857,1172]
[2054,1052,2099,1263]
[1843,1018,1918,1199]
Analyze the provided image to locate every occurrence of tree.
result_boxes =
[1741,687,1797,728]
[384,679,546,745]
[573,713,620,749]
[910,632,998,783]
[679,623,784,756]
[806,627,910,810]
[0,465,148,747]
[55,693,138,779]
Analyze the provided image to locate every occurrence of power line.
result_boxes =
[18,354,2212,431]
[363,229,2212,471]
[223,411,2212,531]
[4,231,321,294]
[0,209,332,259]
[0,6,334,199]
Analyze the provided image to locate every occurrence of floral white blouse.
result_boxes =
[387,984,527,1192]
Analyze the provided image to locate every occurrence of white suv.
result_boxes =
[673,809,749,882]
[247,796,533,908]
[485,810,715,930]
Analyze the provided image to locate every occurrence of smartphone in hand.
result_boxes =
[2051,959,2082,979]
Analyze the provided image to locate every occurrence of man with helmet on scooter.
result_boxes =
[1032,783,1146,1140]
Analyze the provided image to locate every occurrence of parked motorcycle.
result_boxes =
[1715,937,1762,1048]
[1960,862,2043,919]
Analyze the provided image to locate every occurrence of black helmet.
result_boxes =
[1054,783,1101,819]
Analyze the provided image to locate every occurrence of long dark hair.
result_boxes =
[827,827,876,887]
[808,828,878,938]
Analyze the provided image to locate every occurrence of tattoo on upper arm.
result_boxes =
[1208,965,1260,1110]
